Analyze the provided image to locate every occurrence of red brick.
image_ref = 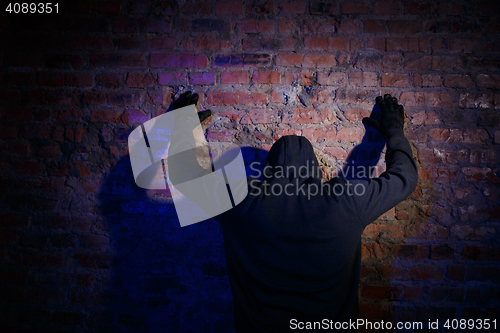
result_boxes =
[458,93,494,109]
[412,74,441,87]
[430,38,445,52]
[284,72,314,86]
[309,1,338,15]
[303,54,336,68]
[462,129,489,144]
[430,245,454,260]
[90,54,147,68]
[140,18,171,33]
[386,37,408,52]
[80,235,109,250]
[349,39,363,51]
[94,1,120,14]
[247,108,279,124]
[359,303,388,320]
[373,1,401,15]
[353,54,382,69]
[243,37,296,51]
[337,18,359,33]
[428,128,462,143]
[190,18,231,32]
[276,53,304,67]
[401,286,424,301]
[387,20,423,34]
[449,38,493,54]
[96,74,123,88]
[189,72,216,85]
[278,1,306,14]
[324,147,348,160]
[366,37,385,51]
[91,109,122,123]
[393,244,429,259]
[215,1,243,14]
[246,2,274,15]
[213,53,272,68]
[113,18,137,33]
[62,127,84,144]
[304,37,349,51]
[361,285,391,300]
[348,72,378,87]
[126,73,154,88]
[362,243,391,259]
[282,108,323,124]
[206,130,235,142]
[363,20,387,33]
[408,223,448,240]
[477,74,500,88]
[447,265,465,281]
[436,1,463,15]
[444,74,472,88]
[208,91,268,106]
[341,89,380,104]
[65,73,93,87]
[404,1,432,15]
[432,56,462,70]
[150,54,207,68]
[404,54,432,70]
[406,265,444,281]
[122,110,149,124]
[221,71,249,84]
[345,108,371,121]
[302,127,337,143]
[462,167,499,182]
[107,92,143,106]
[302,18,338,33]
[462,246,489,260]
[381,73,409,87]
[400,92,453,108]
[252,71,281,84]
[141,37,176,50]
[158,72,186,86]
[317,72,347,86]
[128,1,149,14]
[237,19,274,33]
[277,19,297,33]
[341,2,369,14]
[468,265,500,282]
[479,149,497,163]
[192,36,231,52]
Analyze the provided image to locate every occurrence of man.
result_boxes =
[170,92,418,332]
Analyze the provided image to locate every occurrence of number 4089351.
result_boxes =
[6,3,59,14]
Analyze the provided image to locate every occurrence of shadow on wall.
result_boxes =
[97,145,269,333]
[96,105,387,332]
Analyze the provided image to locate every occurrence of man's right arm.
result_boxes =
[347,127,418,227]
[338,94,418,227]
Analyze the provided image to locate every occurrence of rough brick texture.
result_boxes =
[0,0,499,331]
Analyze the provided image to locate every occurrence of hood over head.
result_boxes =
[263,135,322,182]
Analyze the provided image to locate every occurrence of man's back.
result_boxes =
[217,133,417,332]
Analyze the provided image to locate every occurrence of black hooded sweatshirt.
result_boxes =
[169,127,418,332]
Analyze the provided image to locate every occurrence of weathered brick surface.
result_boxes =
[0,0,499,331]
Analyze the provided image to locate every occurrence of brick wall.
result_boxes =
[1,0,499,331]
